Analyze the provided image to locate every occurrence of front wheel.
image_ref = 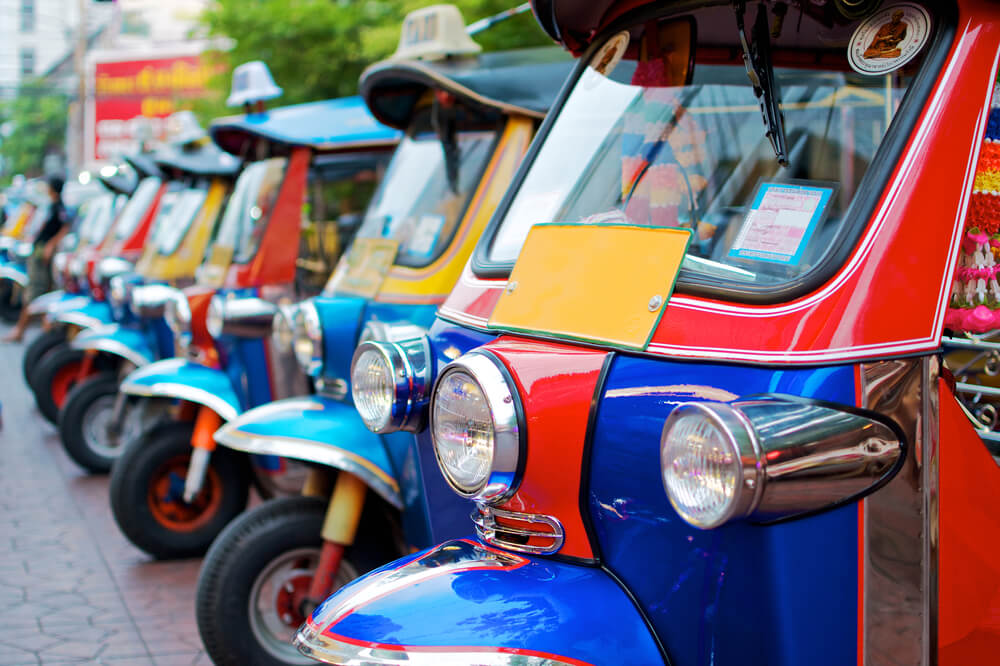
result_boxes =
[0,280,22,323]
[22,327,66,386]
[195,496,391,666]
[58,373,122,473]
[109,421,250,559]
[30,345,88,424]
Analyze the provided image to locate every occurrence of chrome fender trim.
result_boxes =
[70,325,153,367]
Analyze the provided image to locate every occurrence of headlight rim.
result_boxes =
[293,299,323,376]
[165,291,192,336]
[659,402,762,530]
[351,335,431,434]
[206,294,225,339]
[430,350,525,505]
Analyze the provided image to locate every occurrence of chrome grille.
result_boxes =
[472,504,564,555]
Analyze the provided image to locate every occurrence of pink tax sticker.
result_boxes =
[728,182,834,265]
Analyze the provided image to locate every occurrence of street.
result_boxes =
[0,324,208,665]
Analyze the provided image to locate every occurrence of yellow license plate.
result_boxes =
[488,223,691,350]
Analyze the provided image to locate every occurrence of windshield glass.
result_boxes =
[78,194,115,245]
[354,131,495,267]
[113,177,162,241]
[486,3,933,293]
[151,185,209,255]
[214,158,286,263]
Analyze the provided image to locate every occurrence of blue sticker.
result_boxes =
[406,214,445,260]
[728,182,834,265]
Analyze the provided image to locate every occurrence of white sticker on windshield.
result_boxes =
[728,182,834,265]
[407,214,445,260]
[847,4,931,76]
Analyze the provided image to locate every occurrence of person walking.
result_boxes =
[3,175,69,342]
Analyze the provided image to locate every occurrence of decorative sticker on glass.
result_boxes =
[324,237,400,299]
[728,181,835,265]
[406,214,446,260]
[847,3,931,76]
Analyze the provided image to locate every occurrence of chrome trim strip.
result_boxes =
[120,379,239,422]
[861,357,937,666]
[0,265,28,286]
[70,334,152,368]
[53,311,103,330]
[26,290,65,315]
[472,504,565,555]
[213,427,403,509]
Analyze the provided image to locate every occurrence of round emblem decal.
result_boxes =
[848,3,931,76]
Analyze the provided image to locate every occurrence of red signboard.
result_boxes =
[88,53,221,162]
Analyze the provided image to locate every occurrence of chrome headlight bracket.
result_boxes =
[208,294,279,339]
[293,300,323,375]
[430,351,525,505]
[130,284,179,319]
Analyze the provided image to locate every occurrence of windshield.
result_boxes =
[113,177,162,241]
[78,194,116,245]
[151,185,209,255]
[354,131,495,268]
[485,3,934,294]
[213,158,286,263]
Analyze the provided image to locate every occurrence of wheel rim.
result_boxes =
[248,547,359,663]
[81,394,119,458]
[146,454,223,532]
[50,360,84,408]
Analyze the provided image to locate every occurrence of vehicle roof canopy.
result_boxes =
[96,169,137,196]
[209,96,401,158]
[153,140,242,178]
[359,46,575,130]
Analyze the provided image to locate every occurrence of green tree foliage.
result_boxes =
[196,0,553,122]
[0,79,68,181]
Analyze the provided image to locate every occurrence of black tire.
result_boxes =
[30,344,87,425]
[0,280,22,323]
[58,372,121,473]
[109,420,250,559]
[196,494,398,666]
[22,327,66,386]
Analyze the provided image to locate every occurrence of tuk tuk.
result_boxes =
[27,152,167,423]
[194,7,573,664]
[295,2,1000,665]
[54,136,241,473]
[110,67,400,562]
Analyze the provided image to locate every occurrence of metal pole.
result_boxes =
[74,0,88,170]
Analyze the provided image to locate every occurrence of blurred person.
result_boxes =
[3,175,69,342]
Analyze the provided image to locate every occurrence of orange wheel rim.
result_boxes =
[146,454,223,532]
[50,360,84,407]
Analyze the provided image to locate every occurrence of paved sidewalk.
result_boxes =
[0,326,209,665]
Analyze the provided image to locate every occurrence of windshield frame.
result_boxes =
[469,0,957,305]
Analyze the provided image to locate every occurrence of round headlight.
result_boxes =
[659,403,758,529]
[109,275,128,308]
[95,257,133,284]
[69,256,87,278]
[165,293,191,335]
[351,336,432,434]
[353,347,395,432]
[430,352,522,503]
[272,305,298,353]
[206,295,225,339]
[292,301,322,375]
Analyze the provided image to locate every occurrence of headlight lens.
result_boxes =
[272,305,297,353]
[94,257,133,284]
[352,347,397,432]
[69,256,87,278]
[351,336,431,434]
[430,352,522,503]
[292,300,322,376]
[165,293,191,335]
[206,295,225,339]
[660,409,743,529]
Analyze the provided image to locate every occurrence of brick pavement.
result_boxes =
[0,325,210,665]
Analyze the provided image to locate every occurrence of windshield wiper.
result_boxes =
[735,1,789,166]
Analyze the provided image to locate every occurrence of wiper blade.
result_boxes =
[735,2,789,166]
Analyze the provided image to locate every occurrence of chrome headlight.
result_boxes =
[430,352,523,503]
[207,294,278,339]
[130,284,178,318]
[109,275,129,309]
[292,300,323,376]
[0,237,15,252]
[660,398,904,529]
[351,334,431,433]
[69,255,87,278]
[165,292,191,335]
[14,241,33,259]
[271,304,298,353]
[94,257,134,284]
[52,252,69,287]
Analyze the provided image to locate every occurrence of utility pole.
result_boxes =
[73,0,88,171]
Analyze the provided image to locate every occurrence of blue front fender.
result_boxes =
[0,262,27,286]
[71,324,154,367]
[214,395,401,509]
[121,358,240,421]
[27,290,70,316]
[295,539,663,665]
[50,298,113,330]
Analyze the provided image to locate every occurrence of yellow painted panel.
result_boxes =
[488,223,691,350]
[139,179,229,281]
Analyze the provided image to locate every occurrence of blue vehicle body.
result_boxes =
[26,289,77,317]
[0,258,28,287]
[47,296,113,330]
[121,356,242,422]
